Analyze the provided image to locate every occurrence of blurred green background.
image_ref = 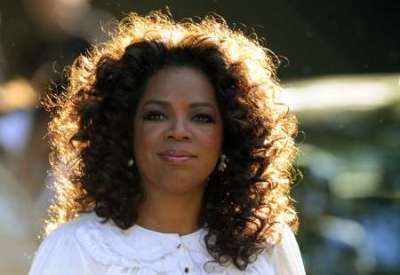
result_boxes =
[0,1,399,274]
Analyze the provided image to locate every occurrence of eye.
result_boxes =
[192,113,215,123]
[143,111,167,121]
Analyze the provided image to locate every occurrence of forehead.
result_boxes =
[140,66,217,103]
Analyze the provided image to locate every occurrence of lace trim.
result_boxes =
[76,220,140,268]
[75,217,176,271]
[74,214,272,274]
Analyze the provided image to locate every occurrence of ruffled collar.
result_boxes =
[75,212,218,271]
[70,213,279,274]
[129,223,208,252]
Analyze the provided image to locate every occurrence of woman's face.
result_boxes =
[133,66,223,196]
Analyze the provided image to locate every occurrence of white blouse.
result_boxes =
[28,213,306,275]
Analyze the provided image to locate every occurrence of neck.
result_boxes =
[136,187,204,235]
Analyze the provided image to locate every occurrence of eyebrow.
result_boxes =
[143,99,216,109]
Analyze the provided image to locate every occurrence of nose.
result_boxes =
[165,116,191,141]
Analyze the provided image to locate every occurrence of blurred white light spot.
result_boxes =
[280,74,400,112]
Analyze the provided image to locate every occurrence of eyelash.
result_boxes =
[143,111,215,123]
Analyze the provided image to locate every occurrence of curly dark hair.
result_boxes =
[43,10,299,271]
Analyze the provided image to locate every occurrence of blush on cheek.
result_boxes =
[201,129,223,149]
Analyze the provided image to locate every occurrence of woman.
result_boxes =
[29,10,305,275]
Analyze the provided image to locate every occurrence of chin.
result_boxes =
[161,178,207,194]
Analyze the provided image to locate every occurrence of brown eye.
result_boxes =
[193,113,215,123]
[143,111,167,121]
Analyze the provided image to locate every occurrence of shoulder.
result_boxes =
[48,212,94,238]
[28,213,96,275]
[268,223,306,275]
[247,223,306,275]
[37,212,94,248]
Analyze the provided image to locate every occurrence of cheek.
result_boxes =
[133,123,165,180]
[134,123,163,156]
[204,131,222,150]
[196,126,223,156]
[196,128,223,176]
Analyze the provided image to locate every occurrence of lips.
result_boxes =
[158,150,196,157]
[157,150,197,164]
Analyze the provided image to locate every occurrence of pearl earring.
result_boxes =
[217,154,228,172]
[128,159,135,167]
